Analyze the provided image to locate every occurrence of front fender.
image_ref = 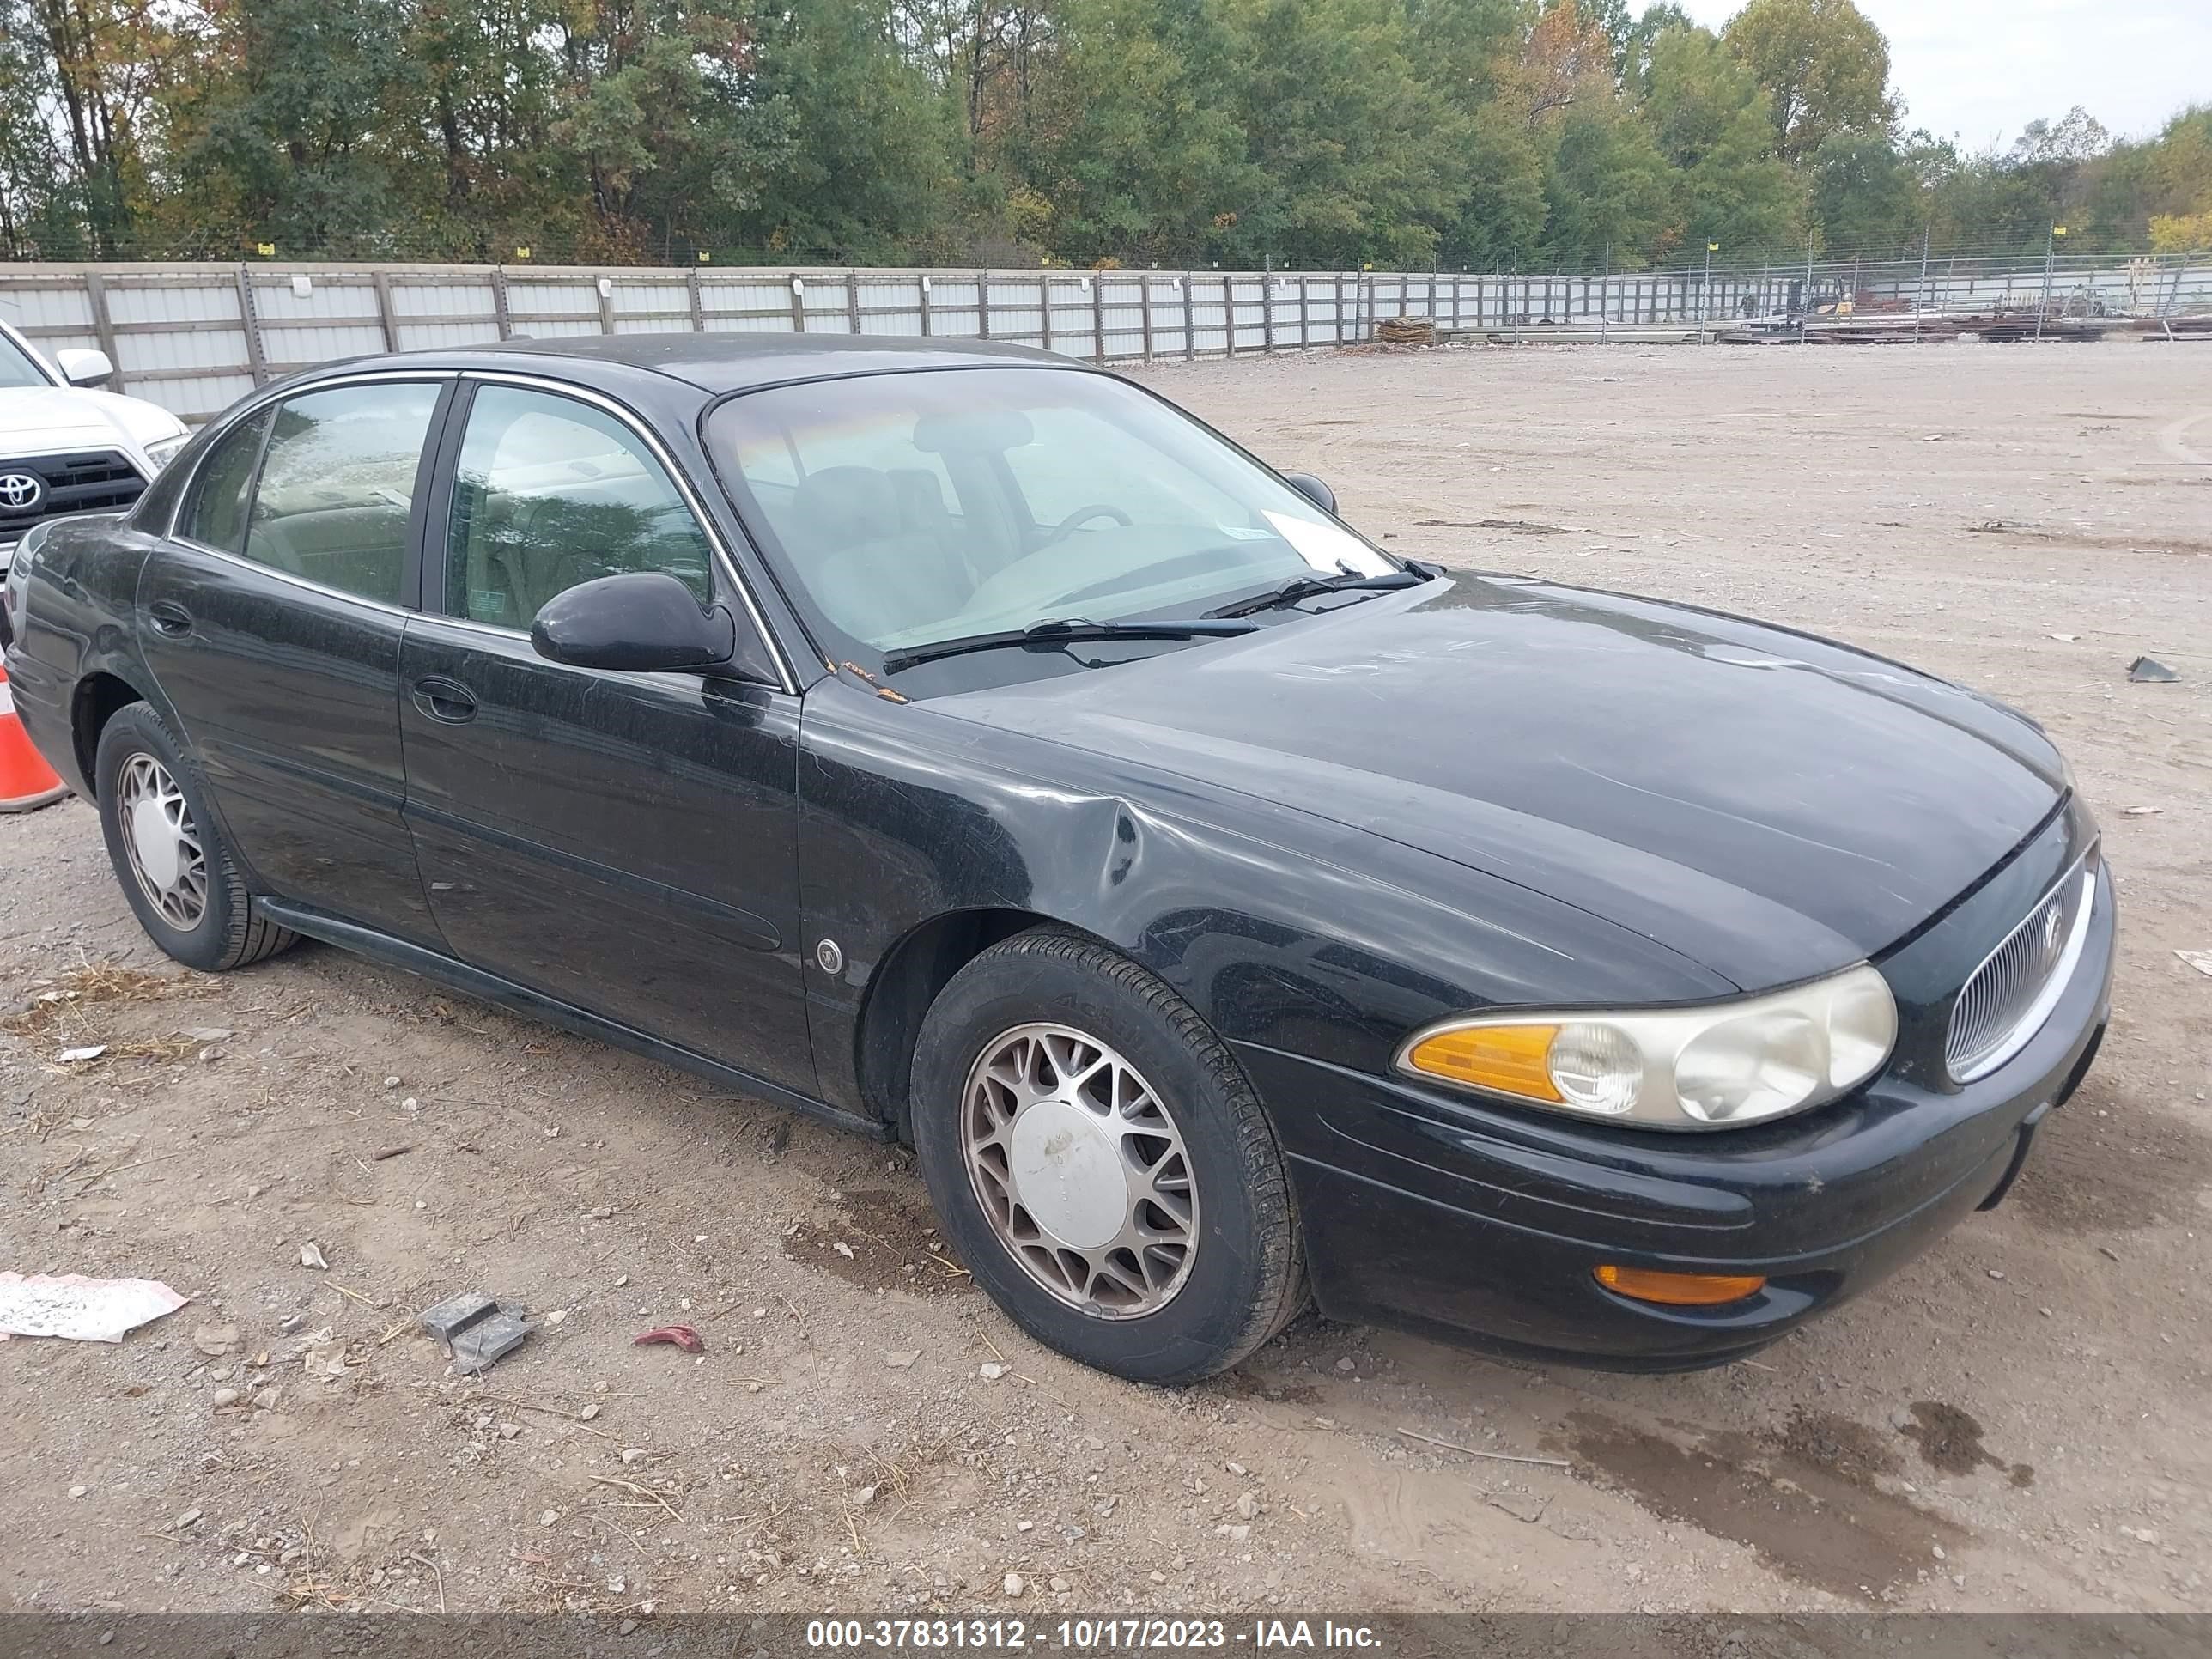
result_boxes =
[795,685,1729,1119]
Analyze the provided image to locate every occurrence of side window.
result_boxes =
[446,386,714,630]
[179,409,270,553]
[243,383,441,606]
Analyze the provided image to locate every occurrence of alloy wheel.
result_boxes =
[960,1021,1199,1317]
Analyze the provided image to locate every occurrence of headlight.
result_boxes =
[1395,963,1897,1131]
[143,434,188,473]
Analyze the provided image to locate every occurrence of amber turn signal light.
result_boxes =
[1594,1264,1766,1306]
[1402,1023,1562,1101]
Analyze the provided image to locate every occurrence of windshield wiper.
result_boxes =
[1203,568,1431,619]
[879,616,1258,675]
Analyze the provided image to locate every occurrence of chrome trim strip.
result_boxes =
[459,370,799,695]
[403,611,522,641]
[161,368,460,543]
[166,537,415,617]
[154,363,800,696]
[1947,854,2098,1084]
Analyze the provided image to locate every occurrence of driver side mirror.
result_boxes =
[1283,472,1336,514]
[56,348,115,387]
[532,571,757,677]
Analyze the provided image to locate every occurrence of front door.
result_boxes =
[137,376,450,945]
[398,377,814,1096]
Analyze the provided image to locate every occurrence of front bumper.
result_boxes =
[1238,820,2116,1371]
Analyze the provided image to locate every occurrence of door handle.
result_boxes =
[148,600,192,637]
[411,676,478,724]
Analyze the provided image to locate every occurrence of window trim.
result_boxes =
[163,369,460,617]
[178,404,273,557]
[164,369,459,543]
[434,370,798,696]
[238,378,449,614]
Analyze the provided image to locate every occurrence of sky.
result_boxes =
[1677,0,2212,149]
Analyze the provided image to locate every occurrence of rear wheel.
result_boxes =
[911,929,1304,1382]
[94,703,295,972]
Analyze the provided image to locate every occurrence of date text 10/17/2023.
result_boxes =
[805,1619,1383,1650]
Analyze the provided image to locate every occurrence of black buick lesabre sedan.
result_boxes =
[2,336,2112,1382]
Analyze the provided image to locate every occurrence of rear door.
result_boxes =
[137,375,451,945]
[397,375,814,1095]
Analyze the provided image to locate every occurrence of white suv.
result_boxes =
[0,318,189,555]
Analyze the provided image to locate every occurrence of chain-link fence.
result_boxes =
[3,250,2205,422]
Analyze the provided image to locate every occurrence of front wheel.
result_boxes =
[94,702,296,973]
[910,930,1305,1382]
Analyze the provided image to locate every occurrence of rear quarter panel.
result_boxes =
[7,514,161,796]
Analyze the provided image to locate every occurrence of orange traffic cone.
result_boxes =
[0,647,68,812]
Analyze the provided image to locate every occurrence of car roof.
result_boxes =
[377,332,1081,397]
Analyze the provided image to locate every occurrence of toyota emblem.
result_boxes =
[0,471,42,511]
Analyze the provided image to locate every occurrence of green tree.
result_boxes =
[162,0,405,253]
[1405,0,1519,111]
[5,0,183,253]
[1020,0,1257,264]
[1218,0,1465,267]
[738,0,959,259]
[1441,98,1547,268]
[0,7,76,254]
[1642,23,1801,252]
[1721,0,1894,162]
[1539,99,1670,265]
[1584,0,1692,88]
[1808,131,1914,252]
[388,0,569,253]
[1618,3,1692,92]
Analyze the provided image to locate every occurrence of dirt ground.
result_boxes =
[3,340,2208,1624]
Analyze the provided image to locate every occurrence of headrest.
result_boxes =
[791,465,901,551]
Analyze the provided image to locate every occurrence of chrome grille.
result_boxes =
[1945,855,2096,1082]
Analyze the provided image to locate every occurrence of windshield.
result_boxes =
[704,367,1393,666]
[0,331,56,388]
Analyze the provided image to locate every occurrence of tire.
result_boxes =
[910,929,1305,1383]
[94,702,296,973]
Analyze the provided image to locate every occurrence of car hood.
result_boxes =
[0,386,183,455]
[930,573,2066,989]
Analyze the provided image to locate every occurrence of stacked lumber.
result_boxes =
[1375,315,1436,345]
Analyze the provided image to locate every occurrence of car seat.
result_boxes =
[797,466,973,641]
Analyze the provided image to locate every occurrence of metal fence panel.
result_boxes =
[2,254,2203,420]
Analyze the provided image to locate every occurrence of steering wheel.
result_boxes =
[1039,503,1134,546]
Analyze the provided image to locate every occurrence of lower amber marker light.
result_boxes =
[1594,1264,1767,1306]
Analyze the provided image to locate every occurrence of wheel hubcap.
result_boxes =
[117,753,207,929]
[961,1022,1198,1317]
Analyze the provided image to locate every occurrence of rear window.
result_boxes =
[241,383,441,605]
[179,410,269,554]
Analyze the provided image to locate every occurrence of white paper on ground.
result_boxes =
[0,1272,190,1341]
